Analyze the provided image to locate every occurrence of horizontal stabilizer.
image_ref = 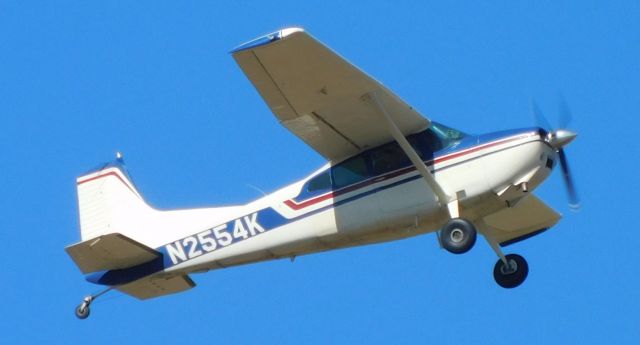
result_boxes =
[117,275,196,300]
[65,233,160,274]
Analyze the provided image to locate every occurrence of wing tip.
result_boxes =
[230,27,305,54]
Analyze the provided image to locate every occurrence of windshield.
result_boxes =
[429,122,467,150]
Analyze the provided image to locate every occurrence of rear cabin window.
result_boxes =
[331,155,370,189]
[306,170,332,192]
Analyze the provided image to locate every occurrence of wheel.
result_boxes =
[493,254,528,288]
[75,303,90,320]
[440,218,477,254]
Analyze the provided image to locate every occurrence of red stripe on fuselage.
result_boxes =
[284,134,533,211]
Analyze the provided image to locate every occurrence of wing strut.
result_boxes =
[365,91,452,205]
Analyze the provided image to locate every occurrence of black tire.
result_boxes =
[440,218,477,254]
[75,304,90,320]
[493,254,528,289]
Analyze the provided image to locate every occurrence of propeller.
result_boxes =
[531,98,580,210]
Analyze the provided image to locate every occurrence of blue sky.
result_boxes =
[1,1,638,344]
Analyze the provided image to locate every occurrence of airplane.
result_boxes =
[66,27,579,319]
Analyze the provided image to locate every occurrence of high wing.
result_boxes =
[232,28,429,162]
[479,195,561,246]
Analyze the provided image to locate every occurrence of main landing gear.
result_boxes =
[440,218,477,254]
[438,218,528,288]
[75,287,112,319]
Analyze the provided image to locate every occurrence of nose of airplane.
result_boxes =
[547,129,577,150]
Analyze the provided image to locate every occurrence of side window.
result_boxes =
[306,170,331,192]
[370,143,410,176]
[332,156,370,189]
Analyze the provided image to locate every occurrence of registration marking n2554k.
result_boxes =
[165,212,265,265]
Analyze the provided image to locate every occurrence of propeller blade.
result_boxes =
[558,94,573,129]
[557,149,580,209]
[531,99,552,131]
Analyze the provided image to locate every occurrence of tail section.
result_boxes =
[70,156,246,274]
[68,155,250,303]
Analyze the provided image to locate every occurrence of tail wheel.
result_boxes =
[75,303,90,319]
[440,218,477,254]
[493,254,528,288]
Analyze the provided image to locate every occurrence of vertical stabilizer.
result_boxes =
[76,160,152,242]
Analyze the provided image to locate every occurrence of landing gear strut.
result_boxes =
[74,287,112,319]
[440,218,477,254]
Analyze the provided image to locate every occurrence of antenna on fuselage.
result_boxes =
[246,183,267,197]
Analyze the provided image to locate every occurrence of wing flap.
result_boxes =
[480,195,561,246]
[117,275,195,300]
[233,28,429,161]
[65,233,160,274]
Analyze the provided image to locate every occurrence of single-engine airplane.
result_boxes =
[67,28,579,319]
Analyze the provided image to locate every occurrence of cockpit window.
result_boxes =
[332,155,369,189]
[302,122,467,196]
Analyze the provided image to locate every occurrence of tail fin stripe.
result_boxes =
[77,170,138,196]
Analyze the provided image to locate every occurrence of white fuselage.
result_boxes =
[153,128,555,278]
